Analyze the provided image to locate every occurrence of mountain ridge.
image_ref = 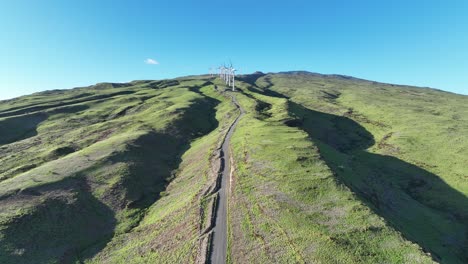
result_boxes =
[3,71,465,104]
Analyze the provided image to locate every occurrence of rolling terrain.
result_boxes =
[0,72,466,263]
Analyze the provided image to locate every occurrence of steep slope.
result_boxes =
[227,72,467,263]
[0,79,230,263]
[87,84,239,263]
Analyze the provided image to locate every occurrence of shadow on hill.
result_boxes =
[183,84,220,137]
[95,83,220,231]
[0,91,134,118]
[245,81,468,263]
[0,177,116,264]
[232,86,273,120]
[238,72,266,85]
[0,113,48,145]
[97,83,221,236]
[0,105,89,145]
[0,84,221,263]
[110,132,187,212]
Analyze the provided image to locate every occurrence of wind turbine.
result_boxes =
[227,61,238,91]
[228,62,232,87]
[227,67,231,87]
[224,63,229,84]
[226,61,234,87]
[231,68,237,91]
[218,66,224,79]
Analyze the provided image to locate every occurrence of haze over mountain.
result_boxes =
[0,72,466,263]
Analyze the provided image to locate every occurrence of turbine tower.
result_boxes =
[224,63,229,84]
[231,68,237,91]
[219,66,224,79]
[227,62,233,87]
[227,67,231,87]
[228,61,237,91]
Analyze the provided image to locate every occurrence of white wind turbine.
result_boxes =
[226,62,233,87]
[224,64,229,84]
[227,67,232,87]
[228,61,238,91]
[219,66,225,80]
[231,68,237,91]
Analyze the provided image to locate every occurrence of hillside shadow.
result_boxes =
[0,105,89,145]
[0,113,48,145]
[108,131,192,213]
[238,72,266,85]
[106,84,221,223]
[292,103,468,263]
[245,82,468,263]
[0,91,133,118]
[0,177,117,264]
[0,85,221,263]
[184,84,220,137]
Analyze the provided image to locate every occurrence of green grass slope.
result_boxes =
[227,72,467,263]
[0,78,228,263]
[86,84,238,263]
[0,72,466,263]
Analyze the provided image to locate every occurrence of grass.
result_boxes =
[86,83,238,263]
[227,72,467,263]
[227,78,435,263]
[0,79,233,263]
[263,73,467,263]
[0,72,466,263]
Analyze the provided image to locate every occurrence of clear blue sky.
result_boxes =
[1,0,467,99]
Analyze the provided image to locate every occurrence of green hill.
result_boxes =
[0,73,466,263]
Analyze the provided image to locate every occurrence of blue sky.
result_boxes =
[1,0,467,99]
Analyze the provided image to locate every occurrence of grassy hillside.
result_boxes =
[0,72,466,263]
[0,78,231,263]
[227,73,467,263]
[86,84,238,263]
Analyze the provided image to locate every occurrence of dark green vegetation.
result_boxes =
[0,72,466,263]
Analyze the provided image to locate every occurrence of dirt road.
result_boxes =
[210,93,244,264]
